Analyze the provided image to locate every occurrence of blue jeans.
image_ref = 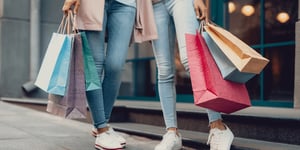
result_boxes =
[152,0,222,129]
[84,0,136,128]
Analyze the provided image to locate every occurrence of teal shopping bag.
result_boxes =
[81,32,101,91]
[35,33,73,95]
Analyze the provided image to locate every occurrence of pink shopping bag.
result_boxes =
[185,32,251,114]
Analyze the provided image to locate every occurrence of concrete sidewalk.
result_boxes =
[2,99,300,150]
[0,101,166,150]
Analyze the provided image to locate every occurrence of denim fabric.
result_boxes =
[152,0,222,128]
[84,0,136,128]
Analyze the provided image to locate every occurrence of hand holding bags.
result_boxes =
[185,31,251,114]
[44,12,89,119]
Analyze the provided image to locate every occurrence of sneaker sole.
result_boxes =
[95,144,123,150]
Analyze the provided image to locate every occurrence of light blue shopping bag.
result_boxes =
[202,32,256,83]
[35,12,76,95]
[35,33,73,96]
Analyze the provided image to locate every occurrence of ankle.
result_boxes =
[209,119,226,130]
[167,127,179,136]
[97,126,109,134]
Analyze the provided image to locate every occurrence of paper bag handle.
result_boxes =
[206,0,210,24]
[206,23,250,59]
[57,10,78,34]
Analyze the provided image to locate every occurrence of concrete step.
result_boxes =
[111,100,300,146]
[111,122,300,150]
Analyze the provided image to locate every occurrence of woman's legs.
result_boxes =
[152,2,177,130]
[167,0,223,124]
[84,13,107,129]
[168,0,234,149]
[152,2,182,150]
[86,1,136,149]
[152,0,222,131]
[86,0,136,129]
[103,1,136,122]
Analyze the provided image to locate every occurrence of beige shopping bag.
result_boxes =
[204,23,269,74]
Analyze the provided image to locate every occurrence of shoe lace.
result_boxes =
[107,127,119,136]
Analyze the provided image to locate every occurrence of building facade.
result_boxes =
[0,0,299,109]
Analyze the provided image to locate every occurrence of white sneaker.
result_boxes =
[95,131,123,150]
[155,131,182,150]
[92,126,126,146]
[207,124,234,150]
[107,126,126,145]
[92,127,97,137]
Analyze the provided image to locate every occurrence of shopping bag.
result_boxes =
[204,23,269,74]
[47,33,88,119]
[185,32,251,114]
[203,32,256,83]
[35,15,73,96]
[81,32,101,91]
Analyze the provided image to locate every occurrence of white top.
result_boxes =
[116,0,136,8]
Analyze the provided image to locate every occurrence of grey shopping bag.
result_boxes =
[47,33,87,119]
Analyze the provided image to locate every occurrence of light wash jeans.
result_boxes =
[84,0,136,128]
[152,0,222,129]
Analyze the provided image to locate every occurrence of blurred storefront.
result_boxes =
[0,0,299,109]
[118,0,300,108]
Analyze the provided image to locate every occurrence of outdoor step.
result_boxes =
[110,122,300,150]
[112,100,300,145]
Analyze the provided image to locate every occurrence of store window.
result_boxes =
[226,0,297,106]
[118,43,158,100]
